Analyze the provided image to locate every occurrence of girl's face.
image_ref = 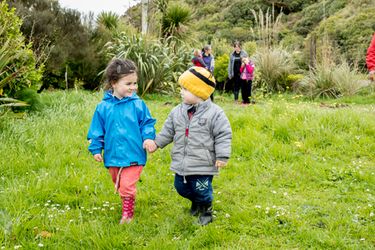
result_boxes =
[234,45,241,53]
[112,72,138,99]
[180,87,201,104]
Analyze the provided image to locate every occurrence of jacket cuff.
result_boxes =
[216,157,229,162]
[91,149,102,155]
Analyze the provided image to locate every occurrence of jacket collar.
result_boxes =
[182,99,211,114]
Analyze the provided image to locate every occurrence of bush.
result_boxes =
[106,33,191,96]
[213,54,229,85]
[293,0,347,36]
[297,61,366,98]
[313,5,375,69]
[243,41,257,57]
[0,2,43,97]
[253,47,296,92]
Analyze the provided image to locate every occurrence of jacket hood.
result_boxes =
[103,90,139,103]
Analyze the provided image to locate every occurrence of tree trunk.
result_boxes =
[141,0,148,35]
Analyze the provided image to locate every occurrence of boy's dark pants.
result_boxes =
[174,174,213,206]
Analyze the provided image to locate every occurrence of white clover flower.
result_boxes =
[225,213,230,218]
[38,243,44,247]
[255,205,261,209]
[14,245,22,249]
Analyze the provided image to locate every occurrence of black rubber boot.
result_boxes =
[198,203,213,226]
[190,202,199,216]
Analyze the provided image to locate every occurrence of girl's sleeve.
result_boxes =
[87,107,105,155]
[246,63,254,74]
[240,64,245,73]
[139,101,156,141]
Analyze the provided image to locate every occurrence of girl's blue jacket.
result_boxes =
[87,91,156,168]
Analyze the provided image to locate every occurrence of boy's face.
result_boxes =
[112,72,138,99]
[181,87,202,104]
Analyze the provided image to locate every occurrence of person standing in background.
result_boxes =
[228,41,248,103]
[202,45,215,73]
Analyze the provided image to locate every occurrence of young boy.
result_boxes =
[150,66,232,225]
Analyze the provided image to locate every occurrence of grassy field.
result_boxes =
[0,90,374,249]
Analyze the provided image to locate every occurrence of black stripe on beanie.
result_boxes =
[189,68,215,88]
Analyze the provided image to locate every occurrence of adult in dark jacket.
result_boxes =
[228,41,248,102]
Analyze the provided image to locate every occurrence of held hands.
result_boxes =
[215,160,227,169]
[143,139,158,153]
[93,153,103,162]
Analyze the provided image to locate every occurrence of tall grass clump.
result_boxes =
[298,61,368,98]
[254,47,296,92]
[250,6,283,48]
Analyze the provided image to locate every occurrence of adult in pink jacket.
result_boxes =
[366,33,375,81]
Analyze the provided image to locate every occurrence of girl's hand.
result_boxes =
[215,160,227,168]
[143,139,158,153]
[94,154,103,162]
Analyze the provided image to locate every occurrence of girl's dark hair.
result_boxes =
[104,58,138,90]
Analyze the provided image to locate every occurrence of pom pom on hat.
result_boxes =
[178,67,215,100]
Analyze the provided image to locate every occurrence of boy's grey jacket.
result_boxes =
[155,99,232,176]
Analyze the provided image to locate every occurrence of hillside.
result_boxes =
[125,0,375,68]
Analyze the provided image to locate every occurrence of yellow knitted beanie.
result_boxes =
[178,67,216,100]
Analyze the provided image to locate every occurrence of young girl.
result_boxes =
[87,58,157,224]
[191,49,207,68]
[239,56,255,104]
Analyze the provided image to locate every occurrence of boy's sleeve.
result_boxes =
[87,107,105,155]
[212,110,232,161]
[139,101,156,141]
[154,110,175,148]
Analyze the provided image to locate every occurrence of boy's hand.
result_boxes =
[215,160,227,168]
[143,139,157,153]
[93,154,103,162]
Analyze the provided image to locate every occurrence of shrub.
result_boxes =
[297,61,366,98]
[106,33,191,96]
[213,54,229,85]
[0,2,43,98]
[313,5,375,68]
[243,41,257,57]
[253,47,296,92]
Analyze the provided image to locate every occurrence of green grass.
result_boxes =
[0,90,374,249]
